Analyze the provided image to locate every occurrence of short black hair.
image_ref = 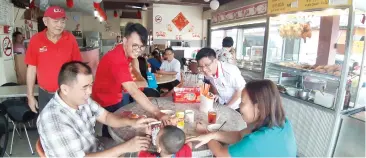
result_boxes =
[124,22,148,45]
[159,125,185,154]
[196,47,216,61]
[12,31,23,41]
[58,61,92,87]
[222,37,234,47]
[164,47,174,55]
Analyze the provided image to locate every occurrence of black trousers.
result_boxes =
[158,80,180,92]
[38,88,54,112]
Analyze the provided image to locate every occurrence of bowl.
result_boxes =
[207,124,222,132]
[297,89,310,100]
[286,87,298,97]
[160,110,175,116]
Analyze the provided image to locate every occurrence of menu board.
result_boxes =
[268,0,352,14]
[0,0,14,26]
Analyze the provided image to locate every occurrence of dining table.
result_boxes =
[108,97,247,157]
[0,85,39,99]
[154,74,176,84]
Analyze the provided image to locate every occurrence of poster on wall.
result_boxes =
[172,12,190,31]
[153,4,203,40]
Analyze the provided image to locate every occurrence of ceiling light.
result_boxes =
[142,4,147,11]
[210,0,219,10]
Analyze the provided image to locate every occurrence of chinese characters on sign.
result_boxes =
[172,12,190,31]
[212,1,267,24]
[267,0,352,14]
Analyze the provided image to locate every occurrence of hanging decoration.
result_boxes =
[66,0,74,8]
[137,10,142,19]
[93,0,107,22]
[361,14,365,24]
[29,0,35,9]
[113,10,118,18]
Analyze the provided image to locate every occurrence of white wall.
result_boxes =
[65,11,123,39]
[153,4,203,41]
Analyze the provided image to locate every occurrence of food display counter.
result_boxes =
[263,0,366,156]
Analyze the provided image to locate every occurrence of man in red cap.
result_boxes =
[25,6,82,113]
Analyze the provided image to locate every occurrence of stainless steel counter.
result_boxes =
[333,107,365,157]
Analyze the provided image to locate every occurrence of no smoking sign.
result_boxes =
[3,36,12,56]
[155,15,162,23]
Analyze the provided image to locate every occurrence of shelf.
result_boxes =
[239,67,262,73]
[280,93,335,113]
[267,62,341,82]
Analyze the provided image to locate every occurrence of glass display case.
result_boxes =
[210,24,266,82]
[264,9,355,110]
[263,1,365,156]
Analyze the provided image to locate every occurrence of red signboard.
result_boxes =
[211,1,267,24]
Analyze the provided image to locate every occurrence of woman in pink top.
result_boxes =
[13,31,26,54]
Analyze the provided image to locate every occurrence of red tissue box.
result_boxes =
[173,87,200,103]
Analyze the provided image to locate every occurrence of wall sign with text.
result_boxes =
[211,1,267,24]
[267,0,352,15]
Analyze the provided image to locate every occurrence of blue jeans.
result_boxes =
[102,92,132,137]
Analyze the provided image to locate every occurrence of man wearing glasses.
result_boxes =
[157,48,181,91]
[196,48,246,111]
[92,23,168,137]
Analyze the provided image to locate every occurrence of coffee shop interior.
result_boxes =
[0,0,365,157]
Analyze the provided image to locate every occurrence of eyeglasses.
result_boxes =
[198,60,214,71]
[132,44,146,51]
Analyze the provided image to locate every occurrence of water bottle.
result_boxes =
[147,68,158,89]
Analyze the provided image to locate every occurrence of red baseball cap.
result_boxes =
[44,6,66,19]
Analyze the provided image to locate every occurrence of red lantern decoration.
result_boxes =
[66,0,74,8]
[113,10,118,18]
[137,10,141,19]
[29,0,35,9]
[93,2,100,9]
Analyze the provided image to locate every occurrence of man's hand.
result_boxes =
[132,118,157,129]
[156,112,175,126]
[196,122,209,134]
[124,136,151,152]
[27,96,38,113]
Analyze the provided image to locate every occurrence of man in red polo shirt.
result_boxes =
[25,6,81,113]
[92,23,168,137]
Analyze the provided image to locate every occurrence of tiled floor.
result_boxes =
[4,128,39,157]
[3,122,103,157]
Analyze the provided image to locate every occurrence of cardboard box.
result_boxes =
[173,87,200,103]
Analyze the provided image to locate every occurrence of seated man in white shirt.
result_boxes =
[157,48,181,91]
[196,47,246,110]
[37,61,156,157]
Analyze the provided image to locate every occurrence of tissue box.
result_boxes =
[173,87,200,103]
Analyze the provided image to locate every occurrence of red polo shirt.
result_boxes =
[92,44,133,107]
[25,29,82,92]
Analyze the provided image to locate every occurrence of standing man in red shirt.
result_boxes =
[93,23,168,137]
[25,6,81,113]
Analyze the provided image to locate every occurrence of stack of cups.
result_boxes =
[199,94,214,114]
